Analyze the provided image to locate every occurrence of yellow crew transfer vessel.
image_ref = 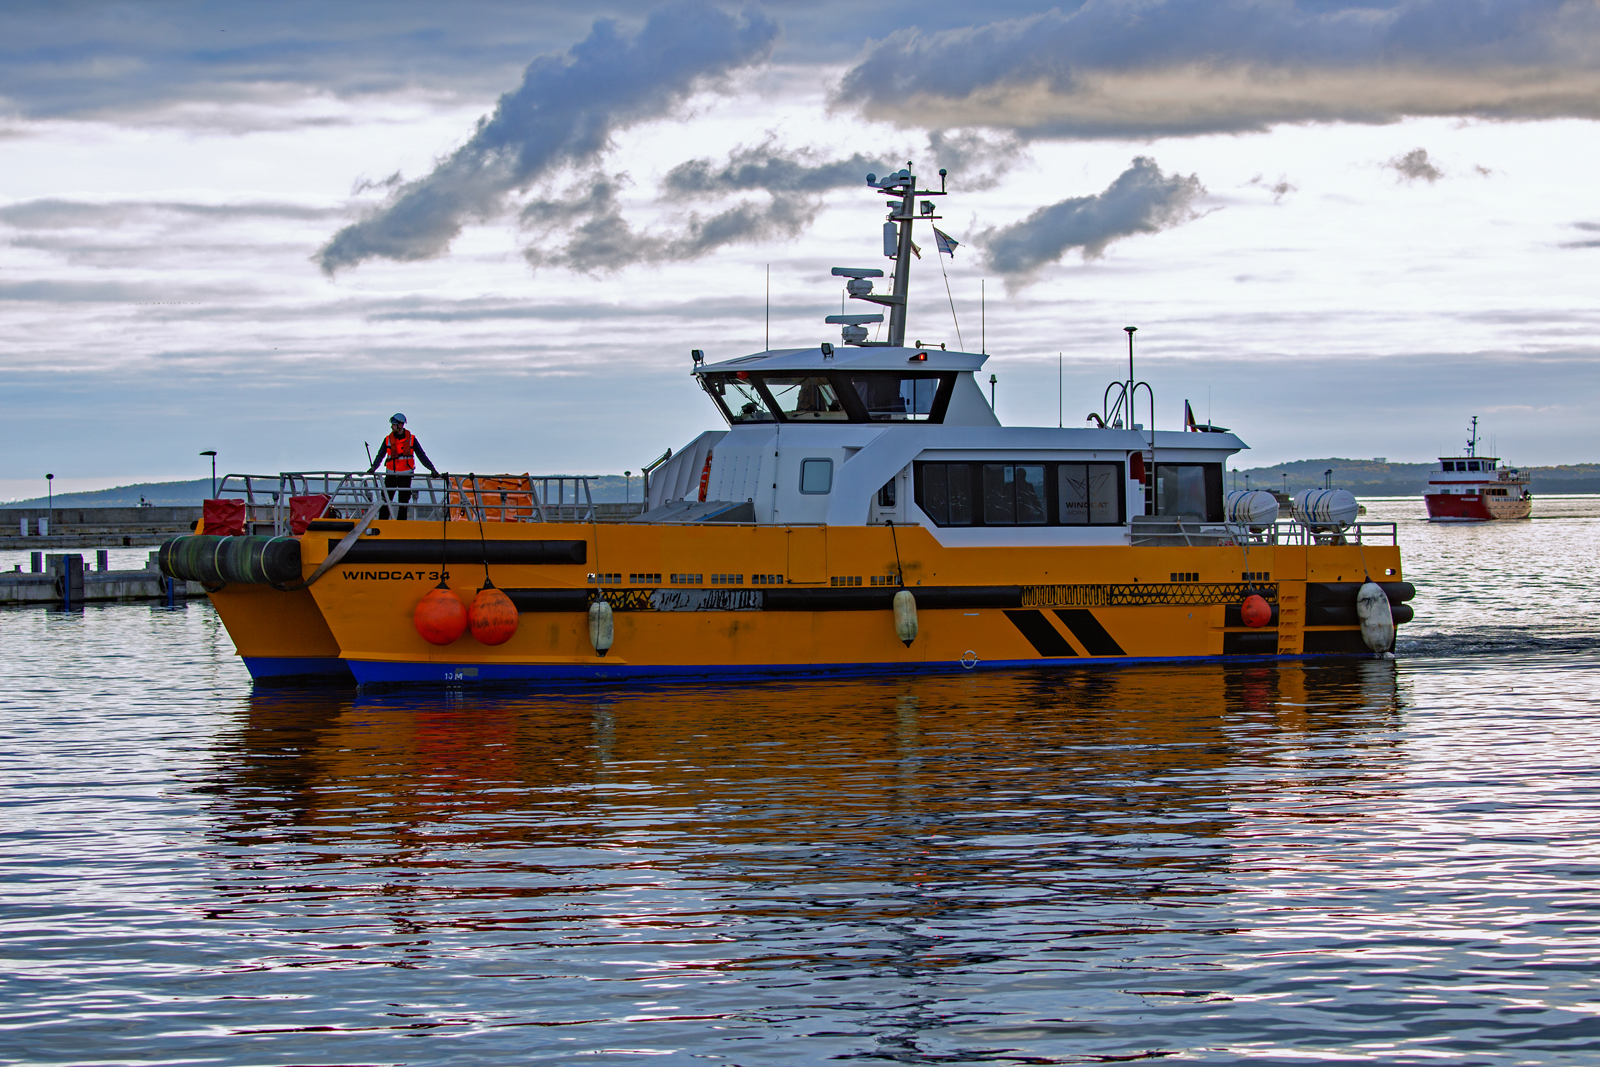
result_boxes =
[162,165,1413,686]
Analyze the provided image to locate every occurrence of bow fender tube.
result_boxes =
[159,534,301,585]
[893,589,918,647]
[589,600,614,657]
[1357,581,1395,653]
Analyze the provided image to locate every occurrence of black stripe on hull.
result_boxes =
[337,540,587,565]
[1053,609,1126,656]
[1222,632,1279,655]
[1003,610,1077,657]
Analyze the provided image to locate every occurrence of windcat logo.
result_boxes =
[342,570,450,581]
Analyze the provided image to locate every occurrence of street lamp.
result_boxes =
[199,451,217,498]
[45,473,53,537]
[624,470,632,506]
[988,373,997,409]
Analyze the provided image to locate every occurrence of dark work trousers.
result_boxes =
[382,473,413,520]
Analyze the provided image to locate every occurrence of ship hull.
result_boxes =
[243,656,355,682]
[287,519,1405,686]
[1424,493,1531,521]
[207,583,353,681]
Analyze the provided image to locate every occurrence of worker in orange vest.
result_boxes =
[366,413,439,519]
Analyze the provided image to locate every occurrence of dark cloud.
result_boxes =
[837,1,1600,138]
[1247,174,1298,202]
[1388,147,1444,182]
[0,198,339,228]
[1562,220,1600,248]
[979,156,1205,279]
[315,2,777,275]
[924,129,1026,190]
[0,2,653,122]
[662,141,889,197]
[0,1,1087,122]
[519,173,820,273]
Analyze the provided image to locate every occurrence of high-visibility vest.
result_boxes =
[383,430,416,473]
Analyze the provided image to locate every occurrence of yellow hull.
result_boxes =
[206,583,351,681]
[251,520,1407,685]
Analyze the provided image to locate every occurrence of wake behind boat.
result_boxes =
[160,164,1414,685]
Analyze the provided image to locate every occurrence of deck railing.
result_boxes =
[1131,517,1399,547]
[213,472,600,536]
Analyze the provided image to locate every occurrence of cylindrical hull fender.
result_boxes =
[893,589,918,647]
[159,535,301,585]
[1357,581,1395,652]
[589,600,614,657]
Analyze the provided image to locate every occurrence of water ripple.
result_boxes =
[4,507,1600,1064]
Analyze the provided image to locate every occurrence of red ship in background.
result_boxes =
[1424,417,1532,521]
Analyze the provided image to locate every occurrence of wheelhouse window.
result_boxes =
[1154,463,1223,521]
[766,376,848,421]
[699,370,955,424]
[703,373,774,423]
[916,461,1125,527]
[848,373,947,421]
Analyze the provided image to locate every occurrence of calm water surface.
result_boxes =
[4,498,1600,1065]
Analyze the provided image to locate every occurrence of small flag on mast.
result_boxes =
[909,239,922,259]
[1184,400,1198,431]
[933,227,960,257]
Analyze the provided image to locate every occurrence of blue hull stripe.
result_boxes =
[346,651,1376,687]
[243,656,356,681]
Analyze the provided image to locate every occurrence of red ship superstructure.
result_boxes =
[1424,417,1532,521]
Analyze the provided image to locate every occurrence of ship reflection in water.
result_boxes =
[191,662,1443,1062]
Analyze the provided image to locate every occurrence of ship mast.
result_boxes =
[833,164,948,347]
[1467,415,1479,458]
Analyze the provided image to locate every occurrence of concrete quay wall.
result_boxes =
[0,506,200,549]
[0,567,207,605]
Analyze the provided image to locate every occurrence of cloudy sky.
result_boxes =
[3,0,1599,499]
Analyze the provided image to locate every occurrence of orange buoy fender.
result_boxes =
[1240,594,1272,629]
[414,585,467,645]
[469,583,519,645]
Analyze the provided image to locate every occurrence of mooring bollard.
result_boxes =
[50,554,84,609]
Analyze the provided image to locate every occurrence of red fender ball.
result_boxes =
[1240,594,1273,629]
[469,586,519,646]
[414,586,467,645]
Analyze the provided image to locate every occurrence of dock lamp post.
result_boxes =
[988,373,997,409]
[624,471,632,506]
[200,451,217,498]
[45,473,53,537]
